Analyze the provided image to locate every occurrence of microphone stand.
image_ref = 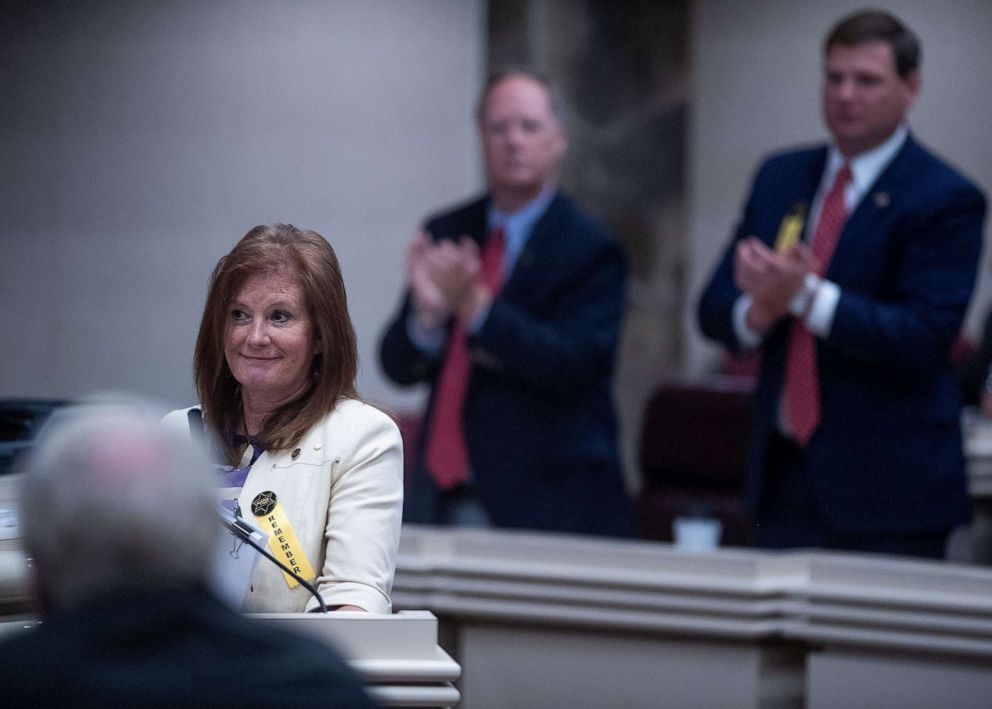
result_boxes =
[220,512,329,614]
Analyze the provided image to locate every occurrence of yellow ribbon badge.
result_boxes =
[251,490,316,589]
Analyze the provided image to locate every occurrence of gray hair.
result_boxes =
[18,401,219,608]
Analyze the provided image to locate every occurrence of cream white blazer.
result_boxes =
[164,398,403,614]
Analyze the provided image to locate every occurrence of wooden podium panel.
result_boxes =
[255,611,460,707]
[394,525,992,709]
[807,649,992,709]
[394,526,805,708]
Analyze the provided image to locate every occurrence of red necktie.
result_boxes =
[425,227,506,488]
[783,164,851,445]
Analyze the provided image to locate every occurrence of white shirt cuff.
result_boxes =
[732,294,763,350]
[405,314,446,355]
[804,279,840,337]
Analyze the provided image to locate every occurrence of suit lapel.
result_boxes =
[499,192,564,301]
[466,198,489,247]
[827,135,916,274]
[768,148,826,249]
[797,150,828,244]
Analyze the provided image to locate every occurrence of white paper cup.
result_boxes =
[673,516,722,553]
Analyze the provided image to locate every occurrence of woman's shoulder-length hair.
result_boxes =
[194,223,358,463]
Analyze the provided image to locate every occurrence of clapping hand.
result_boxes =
[406,232,482,329]
[734,237,817,331]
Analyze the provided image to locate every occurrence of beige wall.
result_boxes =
[3,1,989,413]
[686,0,992,376]
[0,1,484,410]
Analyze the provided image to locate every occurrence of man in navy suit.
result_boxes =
[698,10,986,558]
[380,68,631,536]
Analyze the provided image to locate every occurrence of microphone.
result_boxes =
[218,504,329,613]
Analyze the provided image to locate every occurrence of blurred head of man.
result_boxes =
[822,10,920,158]
[18,402,219,614]
[477,69,567,211]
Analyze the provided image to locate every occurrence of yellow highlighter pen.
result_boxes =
[774,203,807,252]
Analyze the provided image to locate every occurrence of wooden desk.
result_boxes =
[255,611,460,707]
[394,525,992,709]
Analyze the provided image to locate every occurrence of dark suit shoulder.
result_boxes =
[896,137,987,203]
[755,143,828,182]
[544,194,627,284]
[544,191,621,251]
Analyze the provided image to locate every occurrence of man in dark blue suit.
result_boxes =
[380,68,631,536]
[698,10,987,558]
